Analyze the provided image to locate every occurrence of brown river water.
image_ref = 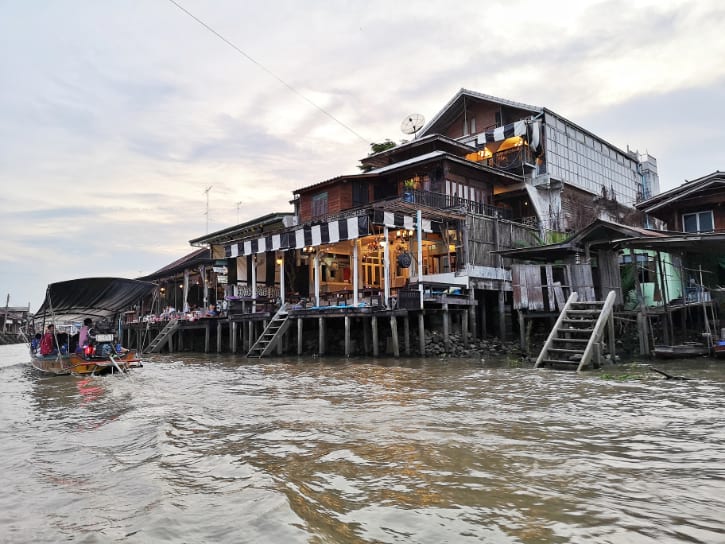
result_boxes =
[1,343,724,543]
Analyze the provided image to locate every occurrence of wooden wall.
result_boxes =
[466,215,539,268]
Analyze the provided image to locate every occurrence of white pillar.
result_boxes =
[353,241,359,306]
[251,255,257,313]
[383,225,390,308]
[313,252,320,307]
[278,254,285,304]
[417,209,423,310]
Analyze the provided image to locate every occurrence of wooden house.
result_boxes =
[419,89,658,234]
[636,171,725,234]
[178,89,667,356]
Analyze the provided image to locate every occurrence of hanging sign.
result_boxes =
[217,275,228,284]
[213,266,228,274]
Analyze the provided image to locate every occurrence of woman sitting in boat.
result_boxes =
[39,324,58,356]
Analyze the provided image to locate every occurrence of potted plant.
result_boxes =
[403,178,416,202]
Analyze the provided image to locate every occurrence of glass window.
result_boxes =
[312,192,328,218]
[682,211,714,232]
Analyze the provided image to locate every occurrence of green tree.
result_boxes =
[358,139,398,172]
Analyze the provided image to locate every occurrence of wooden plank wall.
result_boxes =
[597,250,623,305]
[569,264,596,301]
[467,216,539,268]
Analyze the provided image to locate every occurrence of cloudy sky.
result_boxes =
[2,0,724,310]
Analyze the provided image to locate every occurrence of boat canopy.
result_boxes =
[34,277,155,323]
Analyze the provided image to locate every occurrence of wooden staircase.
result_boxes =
[535,290,617,371]
[145,319,180,353]
[247,304,291,358]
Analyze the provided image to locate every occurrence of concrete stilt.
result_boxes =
[390,316,399,357]
[443,303,450,352]
[403,315,410,355]
[297,317,303,356]
[318,317,326,356]
[418,313,425,355]
[372,316,379,357]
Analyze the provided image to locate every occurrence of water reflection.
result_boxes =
[1,346,725,543]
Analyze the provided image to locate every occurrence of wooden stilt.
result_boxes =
[344,315,351,357]
[231,321,237,353]
[167,331,174,353]
[372,315,379,357]
[205,322,210,353]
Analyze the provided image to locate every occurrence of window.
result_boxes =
[312,192,328,218]
[682,211,714,233]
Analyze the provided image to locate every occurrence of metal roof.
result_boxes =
[420,88,542,137]
[636,171,725,213]
[189,212,295,246]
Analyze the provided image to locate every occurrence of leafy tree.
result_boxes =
[358,139,399,172]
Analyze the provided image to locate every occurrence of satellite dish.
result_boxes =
[401,113,425,137]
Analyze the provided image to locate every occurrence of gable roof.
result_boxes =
[420,88,542,137]
[189,212,296,246]
[495,219,666,260]
[636,171,725,213]
[137,247,212,281]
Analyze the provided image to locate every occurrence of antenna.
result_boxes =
[236,201,243,224]
[401,113,425,138]
[204,185,213,233]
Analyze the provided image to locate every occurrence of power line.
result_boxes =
[166,0,369,144]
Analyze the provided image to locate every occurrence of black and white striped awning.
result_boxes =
[373,210,432,232]
[476,119,542,153]
[476,120,527,145]
[225,215,371,257]
[224,212,433,258]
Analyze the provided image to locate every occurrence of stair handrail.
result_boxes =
[577,290,617,372]
[534,292,578,368]
[145,318,179,354]
[246,303,288,357]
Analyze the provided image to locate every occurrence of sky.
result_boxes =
[2,0,725,310]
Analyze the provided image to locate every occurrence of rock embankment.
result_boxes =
[422,330,523,359]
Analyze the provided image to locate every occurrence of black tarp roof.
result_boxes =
[34,277,155,323]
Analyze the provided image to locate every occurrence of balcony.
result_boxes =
[403,189,513,220]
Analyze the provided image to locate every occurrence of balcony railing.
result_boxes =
[405,189,513,220]
[489,146,535,171]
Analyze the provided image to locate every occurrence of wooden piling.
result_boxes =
[372,315,379,357]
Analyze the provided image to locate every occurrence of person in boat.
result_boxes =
[205,304,218,317]
[76,318,93,352]
[39,324,58,356]
[30,333,42,353]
